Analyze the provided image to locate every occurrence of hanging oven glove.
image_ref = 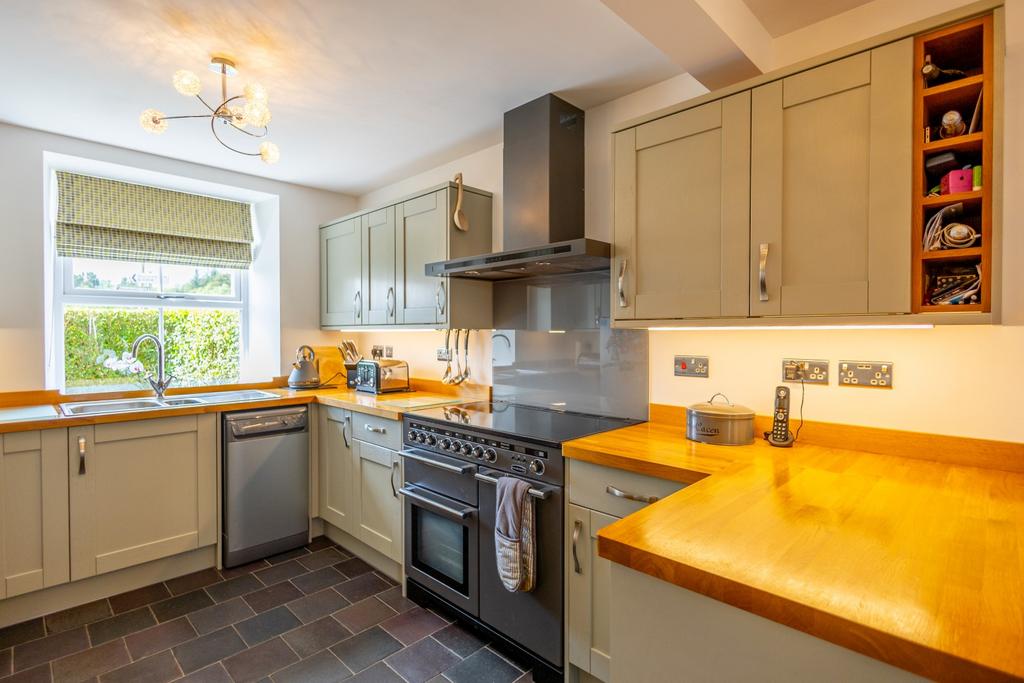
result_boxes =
[495,476,536,593]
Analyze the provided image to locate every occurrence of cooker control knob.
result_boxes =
[460,443,473,456]
[425,434,437,446]
[451,441,464,454]
[407,430,417,442]
[415,432,427,444]
[472,446,484,459]
[529,459,545,475]
[483,448,498,463]
[439,439,452,451]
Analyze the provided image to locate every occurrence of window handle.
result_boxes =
[156,294,186,300]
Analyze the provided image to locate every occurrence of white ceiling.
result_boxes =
[741,0,873,37]
[0,0,679,195]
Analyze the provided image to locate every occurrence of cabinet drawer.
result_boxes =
[352,412,402,450]
[569,459,685,518]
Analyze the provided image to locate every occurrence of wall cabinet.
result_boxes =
[318,408,403,564]
[0,429,69,599]
[68,415,216,581]
[614,92,750,321]
[320,217,362,326]
[613,39,914,323]
[566,459,686,682]
[750,42,912,316]
[321,182,493,330]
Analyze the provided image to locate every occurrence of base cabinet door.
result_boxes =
[353,440,402,562]
[0,429,69,599]
[750,41,912,316]
[318,407,356,535]
[568,504,618,682]
[320,217,363,327]
[69,415,216,580]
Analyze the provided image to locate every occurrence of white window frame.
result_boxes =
[54,258,251,392]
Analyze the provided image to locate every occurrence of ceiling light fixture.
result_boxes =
[139,56,279,165]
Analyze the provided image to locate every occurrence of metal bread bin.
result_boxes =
[686,393,755,446]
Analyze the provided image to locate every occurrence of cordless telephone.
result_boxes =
[766,385,794,447]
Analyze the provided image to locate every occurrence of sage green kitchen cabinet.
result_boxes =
[320,217,363,327]
[362,206,397,325]
[613,92,751,321]
[353,440,402,562]
[68,415,216,580]
[567,504,617,683]
[750,40,912,316]
[318,406,356,536]
[320,181,493,330]
[0,429,69,599]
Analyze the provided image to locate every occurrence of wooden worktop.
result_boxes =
[0,386,467,434]
[565,408,1024,682]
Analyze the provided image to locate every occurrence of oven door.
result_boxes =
[402,483,479,616]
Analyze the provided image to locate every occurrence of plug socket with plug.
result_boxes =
[782,359,829,385]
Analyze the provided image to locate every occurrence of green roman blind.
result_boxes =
[55,171,253,269]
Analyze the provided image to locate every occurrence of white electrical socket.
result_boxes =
[437,348,452,362]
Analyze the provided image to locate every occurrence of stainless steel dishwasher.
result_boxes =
[223,406,309,568]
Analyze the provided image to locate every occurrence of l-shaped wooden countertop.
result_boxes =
[563,413,1024,682]
[0,387,467,434]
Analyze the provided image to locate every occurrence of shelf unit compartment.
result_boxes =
[912,14,993,314]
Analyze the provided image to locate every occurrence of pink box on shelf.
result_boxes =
[941,169,973,194]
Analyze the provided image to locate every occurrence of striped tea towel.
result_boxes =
[494,476,536,592]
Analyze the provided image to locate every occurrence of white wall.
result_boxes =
[0,123,356,391]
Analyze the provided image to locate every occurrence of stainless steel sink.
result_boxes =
[59,389,279,417]
[61,398,167,416]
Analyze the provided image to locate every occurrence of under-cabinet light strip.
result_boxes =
[647,324,934,331]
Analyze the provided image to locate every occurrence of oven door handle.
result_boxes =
[399,485,474,519]
[399,449,474,475]
[474,471,550,500]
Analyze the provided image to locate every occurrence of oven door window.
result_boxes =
[411,506,470,594]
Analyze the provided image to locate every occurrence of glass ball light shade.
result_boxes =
[259,141,280,164]
[172,69,202,96]
[243,100,272,128]
[243,82,268,103]
[139,109,168,134]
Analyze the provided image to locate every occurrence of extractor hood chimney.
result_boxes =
[425,93,610,280]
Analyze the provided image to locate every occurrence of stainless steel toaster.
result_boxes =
[354,359,411,394]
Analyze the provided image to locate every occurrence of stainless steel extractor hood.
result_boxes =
[426,94,610,280]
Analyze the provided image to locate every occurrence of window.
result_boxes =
[57,257,248,393]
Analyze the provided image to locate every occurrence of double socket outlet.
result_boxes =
[782,358,893,388]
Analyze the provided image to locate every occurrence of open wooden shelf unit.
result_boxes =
[911,14,993,312]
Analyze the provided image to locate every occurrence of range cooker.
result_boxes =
[399,401,638,683]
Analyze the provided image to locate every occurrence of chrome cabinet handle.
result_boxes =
[400,449,473,474]
[354,291,362,320]
[474,471,550,500]
[758,243,769,302]
[365,424,387,435]
[572,519,583,574]
[399,485,474,519]
[387,286,395,317]
[617,258,627,308]
[77,436,86,475]
[391,460,399,498]
[606,484,659,504]
[342,414,350,448]
[435,281,447,316]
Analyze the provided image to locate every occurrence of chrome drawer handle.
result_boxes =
[342,415,350,448]
[400,449,473,474]
[399,485,473,519]
[77,436,87,475]
[606,484,659,504]
[572,519,583,574]
[387,286,396,317]
[391,460,399,498]
[365,424,387,434]
[758,243,769,302]
[354,291,362,319]
[436,281,447,316]
[617,258,627,308]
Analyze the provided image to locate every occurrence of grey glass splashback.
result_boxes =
[491,272,649,421]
